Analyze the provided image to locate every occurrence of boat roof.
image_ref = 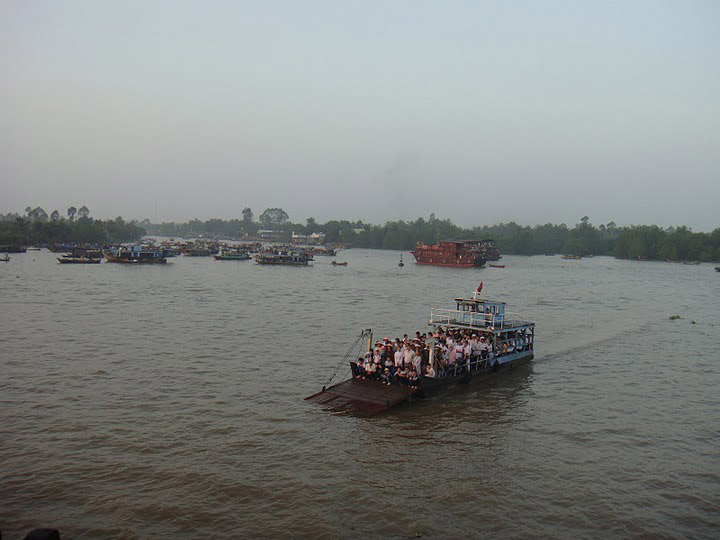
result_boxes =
[455,297,506,306]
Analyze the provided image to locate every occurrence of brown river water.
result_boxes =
[1,249,719,539]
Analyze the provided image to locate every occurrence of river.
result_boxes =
[1,249,719,538]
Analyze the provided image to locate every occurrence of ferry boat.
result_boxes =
[57,247,103,264]
[411,240,487,267]
[306,286,535,415]
[104,245,167,264]
[478,239,502,261]
[255,251,311,266]
[214,249,251,261]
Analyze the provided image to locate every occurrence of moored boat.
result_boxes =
[0,254,10,262]
[104,245,167,264]
[214,249,251,261]
[57,255,101,264]
[306,284,535,415]
[331,260,348,266]
[489,263,505,268]
[255,251,310,266]
[411,240,487,267]
[561,255,582,260]
[0,244,26,253]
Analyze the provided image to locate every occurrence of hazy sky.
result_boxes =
[2,1,719,230]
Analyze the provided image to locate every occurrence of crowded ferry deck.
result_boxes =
[306,284,535,415]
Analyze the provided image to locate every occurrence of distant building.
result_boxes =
[291,232,307,244]
[308,232,325,245]
[258,229,283,240]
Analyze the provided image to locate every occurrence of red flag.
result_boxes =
[476,281,483,293]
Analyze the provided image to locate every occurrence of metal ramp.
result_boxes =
[305,378,419,416]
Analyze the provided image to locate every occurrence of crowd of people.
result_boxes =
[353,326,533,386]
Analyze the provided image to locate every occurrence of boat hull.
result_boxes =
[104,253,167,264]
[418,352,533,394]
[255,259,308,266]
[58,257,101,264]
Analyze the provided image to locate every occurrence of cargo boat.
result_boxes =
[411,240,487,267]
[306,287,535,415]
[104,245,167,264]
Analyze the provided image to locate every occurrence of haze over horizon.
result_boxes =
[2,1,719,231]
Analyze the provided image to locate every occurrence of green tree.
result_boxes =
[259,208,289,228]
[67,206,77,221]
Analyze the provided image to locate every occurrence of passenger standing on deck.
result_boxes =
[464,339,472,370]
[404,345,414,371]
[394,346,404,373]
[412,346,423,378]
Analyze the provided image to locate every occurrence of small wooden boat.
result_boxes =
[561,255,582,260]
[489,263,505,268]
[331,260,348,266]
[683,261,700,265]
[0,254,10,262]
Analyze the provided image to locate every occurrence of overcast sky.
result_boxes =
[2,1,719,230]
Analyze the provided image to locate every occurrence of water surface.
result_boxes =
[1,250,719,538]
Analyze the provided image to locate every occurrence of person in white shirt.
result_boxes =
[424,363,436,378]
[412,346,423,377]
[394,348,404,371]
[404,346,414,370]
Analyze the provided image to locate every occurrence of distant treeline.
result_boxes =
[145,210,720,262]
[0,207,145,245]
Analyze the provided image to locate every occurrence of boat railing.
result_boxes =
[429,308,533,331]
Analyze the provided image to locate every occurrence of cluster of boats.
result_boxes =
[43,240,344,266]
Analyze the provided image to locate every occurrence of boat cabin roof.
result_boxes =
[455,297,506,307]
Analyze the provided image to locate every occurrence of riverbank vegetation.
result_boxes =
[3,206,718,261]
[0,207,145,245]
[145,210,720,262]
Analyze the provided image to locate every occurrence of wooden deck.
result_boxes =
[305,378,419,416]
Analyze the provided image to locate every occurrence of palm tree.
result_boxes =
[34,207,48,221]
[67,206,77,221]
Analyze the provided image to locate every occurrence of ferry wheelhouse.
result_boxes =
[306,288,535,415]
